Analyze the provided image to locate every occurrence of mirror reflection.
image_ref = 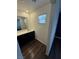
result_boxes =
[17,16,27,31]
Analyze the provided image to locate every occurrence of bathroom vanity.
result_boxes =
[17,30,46,59]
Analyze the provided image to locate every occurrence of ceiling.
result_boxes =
[17,0,53,13]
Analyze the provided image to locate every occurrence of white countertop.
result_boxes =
[17,29,34,36]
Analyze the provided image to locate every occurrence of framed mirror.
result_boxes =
[17,16,28,31]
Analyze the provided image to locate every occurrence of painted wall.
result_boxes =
[48,0,61,55]
[17,11,29,18]
[30,3,55,55]
[30,3,50,45]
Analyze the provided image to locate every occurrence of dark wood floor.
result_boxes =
[49,37,61,59]
[19,38,61,59]
[20,39,47,59]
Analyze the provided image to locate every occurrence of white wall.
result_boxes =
[30,3,55,55]
[30,3,50,45]
[17,11,29,18]
[48,0,61,55]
